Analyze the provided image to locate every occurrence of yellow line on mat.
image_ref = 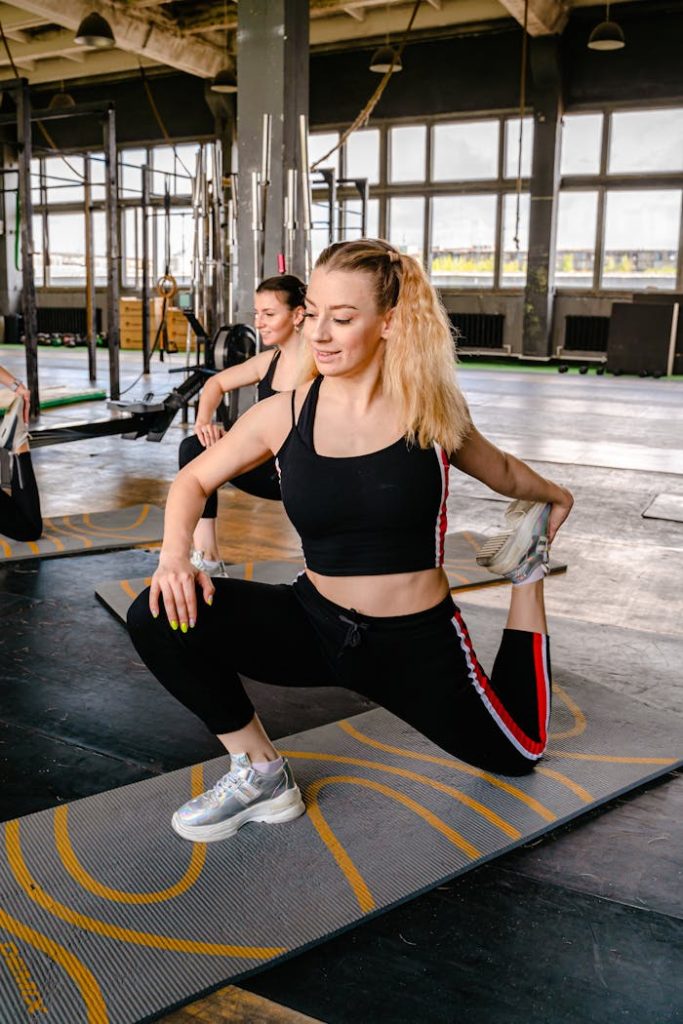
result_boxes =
[5,820,286,961]
[335,720,557,822]
[305,775,482,913]
[550,684,587,741]
[54,766,206,905]
[0,904,109,1023]
[82,505,151,534]
[282,750,521,839]
[535,766,592,803]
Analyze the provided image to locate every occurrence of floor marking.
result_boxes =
[46,517,93,548]
[550,684,587,741]
[0,537,11,556]
[305,776,481,913]
[282,750,521,839]
[5,820,286,961]
[0,904,108,1023]
[82,505,151,534]
[54,766,206,905]
[244,562,254,581]
[119,579,139,602]
[336,720,557,822]
[535,766,593,803]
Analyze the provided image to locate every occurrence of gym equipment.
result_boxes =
[94,534,567,624]
[606,298,682,377]
[27,315,256,449]
[642,493,683,524]
[0,504,163,562]
[0,676,678,1024]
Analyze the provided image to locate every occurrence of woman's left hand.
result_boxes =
[548,487,574,543]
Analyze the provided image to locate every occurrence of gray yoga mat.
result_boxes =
[0,505,164,562]
[0,675,679,1024]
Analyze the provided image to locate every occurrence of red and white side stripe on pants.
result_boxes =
[451,609,550,761]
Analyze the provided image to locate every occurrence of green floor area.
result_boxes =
[458,357,683,380]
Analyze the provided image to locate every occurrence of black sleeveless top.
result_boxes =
[275,376,450,576]
[257,349,281,401]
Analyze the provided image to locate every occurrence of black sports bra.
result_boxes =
[257,349,281,401]
[275,376,450,577]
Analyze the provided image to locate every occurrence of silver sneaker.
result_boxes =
[190,549,230,578]
[476,500,551,584]
[0,396,29,454]
[172,754,305,842]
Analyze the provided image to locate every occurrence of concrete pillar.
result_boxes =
[522,36,563,358]
[235,0,309,321]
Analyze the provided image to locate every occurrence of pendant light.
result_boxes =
[74,11,115,49]
[588,3,626,51]
[369,44,402,73]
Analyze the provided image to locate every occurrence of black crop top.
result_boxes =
[257,349,281,401]
[275,376,450,576]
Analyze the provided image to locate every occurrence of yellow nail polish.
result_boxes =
[170,620,178,631]
[180,622,188,634]
[206,596,213,606]
[189,619,196,629]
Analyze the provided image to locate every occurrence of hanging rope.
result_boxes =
[138,64,194,181]
[311,0,423,171]
[513,0,530,252]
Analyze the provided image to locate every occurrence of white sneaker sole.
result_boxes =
[171,786,306,843]
[476,502,549,575]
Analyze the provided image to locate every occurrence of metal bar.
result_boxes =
[103,105,120,401]
[299,114,313,279]
[141,165,151,374]
[0,99,118,126]
[84,155,97,382]
[16,80,39,419]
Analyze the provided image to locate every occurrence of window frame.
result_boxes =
[559,100,683,293]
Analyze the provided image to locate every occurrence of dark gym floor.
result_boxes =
[1,346,682,1023]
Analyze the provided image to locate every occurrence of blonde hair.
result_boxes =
[308,238,471,453]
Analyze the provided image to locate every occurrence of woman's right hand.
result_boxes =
[194,420,225,448]
[149,554,215,631]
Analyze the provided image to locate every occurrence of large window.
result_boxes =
[388,197,425,257]
[433,119,499,181]
[430,195,497,288]
[31,141,214,288]
[390,125,427,183]
[560,114,603,175]
[504,118,533,179]
[555,191,598,289]
[558,106,683,291]
[609,109,683,174]
[602,189,681,291]
[501,193,529,288]
[345,128,380,184]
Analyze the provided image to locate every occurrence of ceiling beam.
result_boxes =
[495,0,569,35]
[0,28,95,68]
[5,0,226,78]
[21,50,159,88]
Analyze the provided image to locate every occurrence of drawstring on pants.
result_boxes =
[338,611,368,657]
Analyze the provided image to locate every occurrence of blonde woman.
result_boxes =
[128,239,573,843]
[178,275,306,575]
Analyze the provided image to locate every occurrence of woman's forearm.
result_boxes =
[160,470,212,560]
[195,379,224,424]
[502,451,569,505]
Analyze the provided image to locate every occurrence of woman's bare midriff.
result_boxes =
[305,566,450,617]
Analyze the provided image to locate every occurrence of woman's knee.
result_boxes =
[9,517,42,542]
[178,434,203,469]
[126,587,155,638]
